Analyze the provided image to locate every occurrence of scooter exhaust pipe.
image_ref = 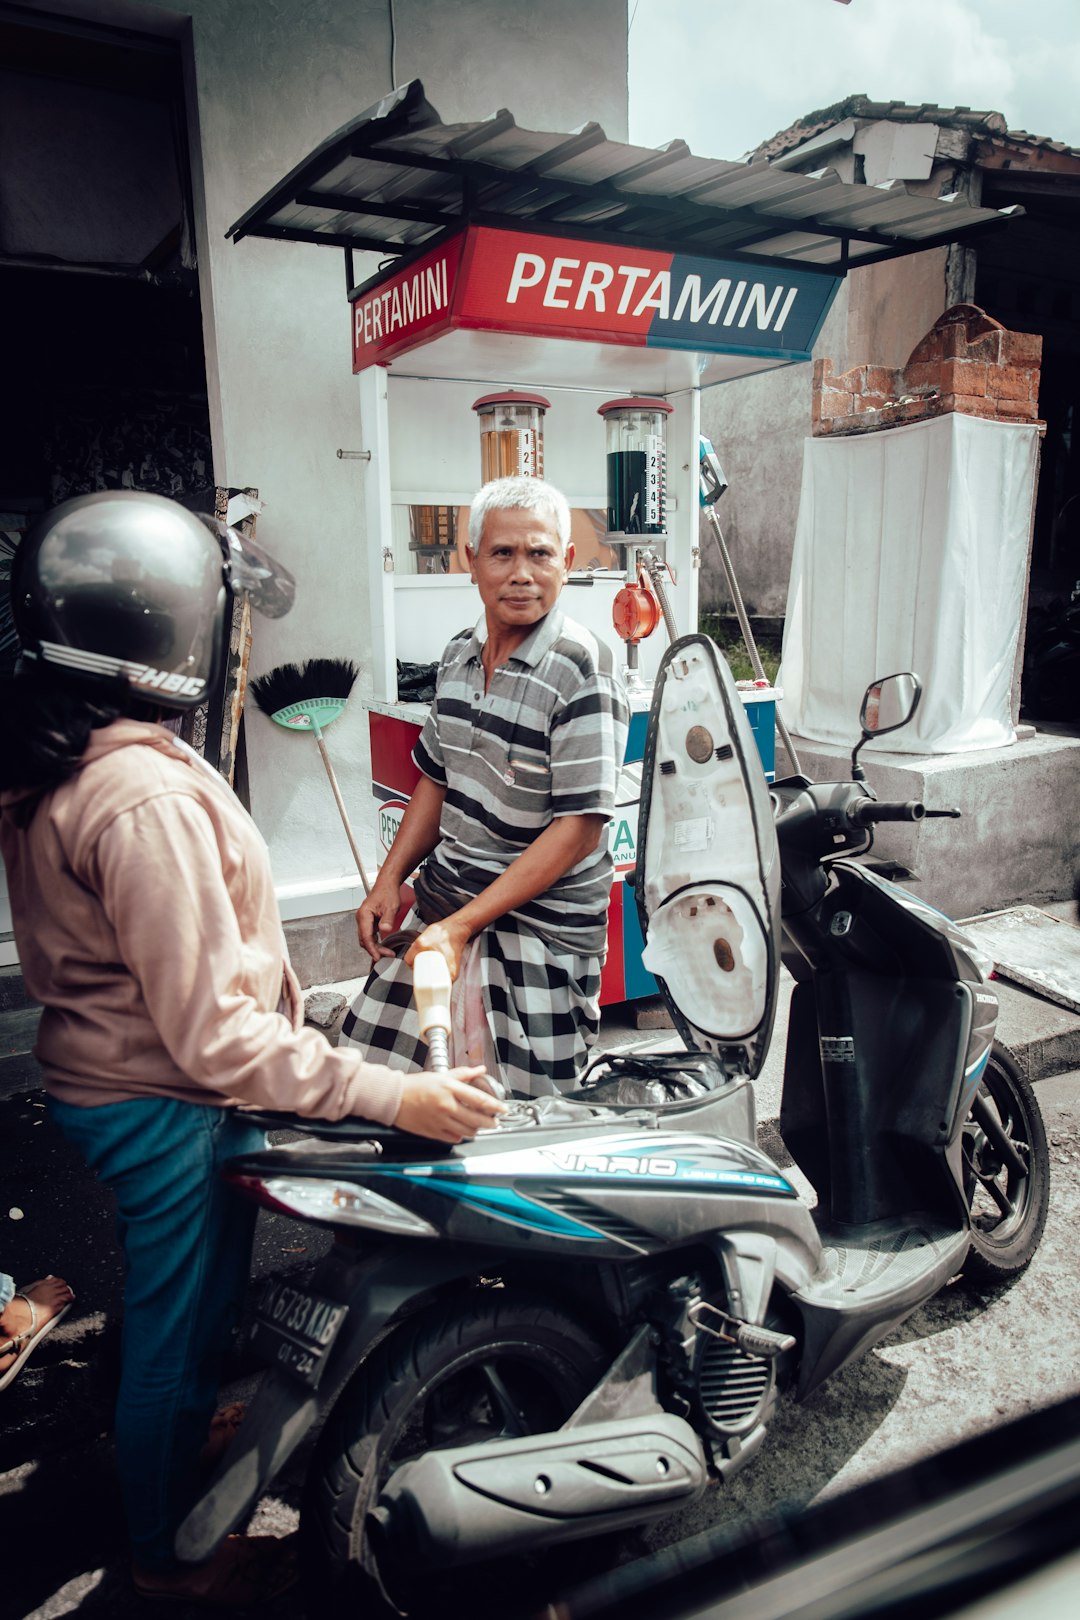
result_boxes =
[368,1413,706,1571]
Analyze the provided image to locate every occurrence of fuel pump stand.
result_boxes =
[226,79,1015,1002]
[348,228,808,1004]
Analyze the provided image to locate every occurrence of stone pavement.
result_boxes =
[0,963,1077,1618]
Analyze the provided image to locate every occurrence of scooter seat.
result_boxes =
[241,1096,642,1152]
[240,1053,740,1156]
[239,1110,458,1158]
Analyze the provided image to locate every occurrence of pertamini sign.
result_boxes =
[351,226,838,371]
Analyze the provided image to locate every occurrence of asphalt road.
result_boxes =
[3,1071,1078,1620]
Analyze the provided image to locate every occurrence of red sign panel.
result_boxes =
[351,233,466,370]
[350,225,838,370]
[455,228,672,345]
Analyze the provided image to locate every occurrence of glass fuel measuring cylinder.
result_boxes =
[473,391,549,482]
[599,396,673,536]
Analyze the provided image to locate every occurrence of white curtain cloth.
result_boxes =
[780,414,1039,754]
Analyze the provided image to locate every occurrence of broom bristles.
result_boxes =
[250,658,359,717]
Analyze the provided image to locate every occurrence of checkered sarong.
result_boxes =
[339,907,602,1097]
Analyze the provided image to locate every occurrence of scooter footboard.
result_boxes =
[370,1412,707,1571]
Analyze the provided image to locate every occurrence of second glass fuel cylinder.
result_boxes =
[599,397,673,535]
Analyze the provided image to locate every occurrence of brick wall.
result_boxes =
[811,304,1043,436]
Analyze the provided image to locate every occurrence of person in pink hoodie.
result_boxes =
[0,491,503,1606]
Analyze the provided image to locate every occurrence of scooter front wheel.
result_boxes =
[961,1041,1050,1281]
[299,1289,609,1618]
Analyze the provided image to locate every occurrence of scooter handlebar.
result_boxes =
[848,797,926,825]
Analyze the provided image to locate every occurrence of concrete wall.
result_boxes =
[845,247,949,374]
[698,280,848,622]
[16,0,628,910]
[789,733,1080,920]
[699,244,953,624]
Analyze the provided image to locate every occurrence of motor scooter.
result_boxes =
[177,634,1049,1619]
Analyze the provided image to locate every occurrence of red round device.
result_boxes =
[612,582,661,643]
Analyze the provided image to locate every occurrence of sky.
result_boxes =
[627,0,1080,162]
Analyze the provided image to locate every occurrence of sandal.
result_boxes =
[0,1276,74,1392]
[132,1533,299,1608]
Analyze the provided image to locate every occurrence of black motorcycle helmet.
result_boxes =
[11,491,295,711]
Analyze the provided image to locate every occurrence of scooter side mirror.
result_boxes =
[851,672,922,781]
[860,672,922,737]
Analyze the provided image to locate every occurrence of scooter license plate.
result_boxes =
[250,1279,349,1389]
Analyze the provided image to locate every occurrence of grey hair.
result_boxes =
[468,476,572,554]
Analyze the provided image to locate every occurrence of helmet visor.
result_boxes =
[200,517,296,619]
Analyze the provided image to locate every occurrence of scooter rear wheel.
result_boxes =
[961,1041,1049,1281]
[300,1288,609,1618]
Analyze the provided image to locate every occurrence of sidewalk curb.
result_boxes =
[992,980,1080,1082]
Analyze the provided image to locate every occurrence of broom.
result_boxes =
[249,658,373,895]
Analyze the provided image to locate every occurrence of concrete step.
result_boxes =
[0,1004,42,1101]
[994,979,1080,1080]
[0,966,35,1013]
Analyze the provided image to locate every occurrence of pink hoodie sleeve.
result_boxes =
[86,792,405,1123]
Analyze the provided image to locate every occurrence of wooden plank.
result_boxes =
[960,905,1080,1014]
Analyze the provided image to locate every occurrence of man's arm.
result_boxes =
[357,773,446,959]
[404,812,606,977]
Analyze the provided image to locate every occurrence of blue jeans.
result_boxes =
[50,1095,265,1570]
[0,1272,13,1312]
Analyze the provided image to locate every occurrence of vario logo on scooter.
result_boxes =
[546,1149,680,1177]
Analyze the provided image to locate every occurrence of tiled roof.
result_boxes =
[752,95,1080,164]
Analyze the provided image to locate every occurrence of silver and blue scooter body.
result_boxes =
[178,635,998,1579]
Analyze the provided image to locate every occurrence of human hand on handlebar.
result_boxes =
[393,1069,508,1143]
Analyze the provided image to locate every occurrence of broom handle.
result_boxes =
[310,724,372,895]
[704,506,803,777]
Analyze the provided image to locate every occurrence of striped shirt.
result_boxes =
[413,607,629,957]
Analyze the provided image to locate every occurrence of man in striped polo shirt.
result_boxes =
[341,475,629,1096]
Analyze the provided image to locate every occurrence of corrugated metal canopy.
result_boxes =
[226,79,1019,273]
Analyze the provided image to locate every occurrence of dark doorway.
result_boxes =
[0,6,212,668]
[975,172,1080,723]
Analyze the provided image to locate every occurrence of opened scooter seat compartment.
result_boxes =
[636,634,780,1078]
[577,1048,729,1105]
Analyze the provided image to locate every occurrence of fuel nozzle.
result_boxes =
[698,435,729,508]
[414,950,452,1073]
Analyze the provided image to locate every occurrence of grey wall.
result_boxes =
[699,245,951,624]
[17,0,629,896]
[698,283,849,622]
